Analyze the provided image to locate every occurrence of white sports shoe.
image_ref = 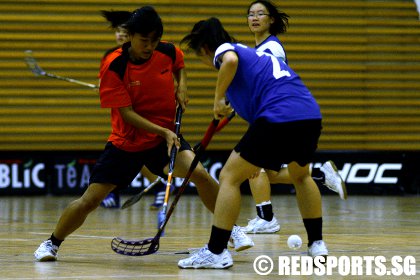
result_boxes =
[320,161,347,200]
[241,216,280,234]
[228,225,254,251]
[308,240,328,257]
[178,245,233,269]
[34,240,58,262]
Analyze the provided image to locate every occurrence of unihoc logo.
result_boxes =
[314,162,403,184]
[203,161,403,185]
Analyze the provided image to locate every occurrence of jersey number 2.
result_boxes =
[257,51,291,79]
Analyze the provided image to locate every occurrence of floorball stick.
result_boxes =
[121,111,234,209]
[216,111,236,132]
[24,50,98,89]
[120,177,161,209]
[111,118,220,256]
[157,106,183,235]
[193,111,235,152]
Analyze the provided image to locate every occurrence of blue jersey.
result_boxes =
[213,43,321,124]
[255,35,288,65]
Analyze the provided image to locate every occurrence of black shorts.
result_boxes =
[234,118,322,171]
[89,136,191,188]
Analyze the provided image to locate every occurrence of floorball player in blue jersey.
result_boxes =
[178,17,329,269]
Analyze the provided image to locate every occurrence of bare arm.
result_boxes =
[173,67,188,111]
[119,106,179,154]
[214,51,237,119]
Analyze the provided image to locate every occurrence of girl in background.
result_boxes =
[242,1,346,236]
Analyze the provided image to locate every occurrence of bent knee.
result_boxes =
[75,194,103,212]
[219,168,244,186]
[190,165,216,185]
[80,183,115,209]
[191,165,210,179]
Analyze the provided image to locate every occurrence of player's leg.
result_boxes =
[55,183,115,239]
[35,142,144,261]
[242,171,280,233]
[141,136,217,213]
[267,162,347,200]
[288,161,328,257]
[288,162,322,218]
[173,149,220,212]
[249,171,271,203]
[35,182,116,261]
[213,151,260,229]
[266,167,292,184]
[178,150,259,268]
[143,137,251,251]
[173,147,253,252]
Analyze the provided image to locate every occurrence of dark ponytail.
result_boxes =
[180,17,236,54]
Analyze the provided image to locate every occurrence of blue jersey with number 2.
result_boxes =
[213,43,322,124]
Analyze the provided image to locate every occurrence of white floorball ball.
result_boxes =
[287,235,302,250]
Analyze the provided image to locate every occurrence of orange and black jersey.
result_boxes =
[99,41,185,152]
[98,46,122,79]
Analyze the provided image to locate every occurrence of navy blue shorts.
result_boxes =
[89,136,191,188]
[234,118,322,171]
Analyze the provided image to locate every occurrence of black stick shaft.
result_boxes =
[155,119,219,237]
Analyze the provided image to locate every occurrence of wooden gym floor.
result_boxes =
[0,194,419,279]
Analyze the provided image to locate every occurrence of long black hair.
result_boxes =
[180,17,236,54]
[247,0,289,35]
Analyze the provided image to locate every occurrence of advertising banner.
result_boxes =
[0,151,418,196]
